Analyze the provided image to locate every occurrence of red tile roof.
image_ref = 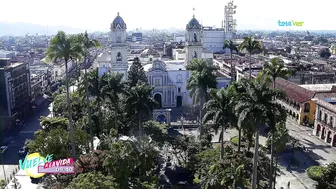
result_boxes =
[275,78,316,103]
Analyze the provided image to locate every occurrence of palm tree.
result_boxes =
[87,68,106,135]
[124,82,157,137]
[262,57,290,189]
[235,78,283,189]
[203,88,234,159]
[45,31,84,159]
[238,37,263,79]
[78,31,101,150]
[102,72,125,132]
[223,40,238,82]
[269,122,289,188]
[186,59,218,136]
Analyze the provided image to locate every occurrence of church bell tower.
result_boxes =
[185,9,203,64]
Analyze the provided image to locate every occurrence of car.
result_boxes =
[18,147,28,156]
[1,146,8,154]
[322,162,330,167]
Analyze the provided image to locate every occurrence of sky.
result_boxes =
[0,0,334,31]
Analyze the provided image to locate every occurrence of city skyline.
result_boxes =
[0,0,334,32]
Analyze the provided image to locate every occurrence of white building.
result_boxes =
[97,12,128,79]
[202,27,226,53]
[50,60,76,82]
[144,59,192,108]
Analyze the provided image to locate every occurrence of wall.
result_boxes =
[299,100,316,125]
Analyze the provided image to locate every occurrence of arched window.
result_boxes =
[193,33,197,42]
[193,51,197,58]
[324,113,328,122]
[116,52,122,62]
[304,103,310,112]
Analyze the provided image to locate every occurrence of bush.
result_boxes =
[307,166,325,181]
[230,136,239,145]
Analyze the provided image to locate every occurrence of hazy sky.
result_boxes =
[0,0,334,31]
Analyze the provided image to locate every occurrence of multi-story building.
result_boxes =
[313,98,336,146]
[30,72,48,108]
[202,27,226,53]
[275,78,316,125]
[0,58,31,128]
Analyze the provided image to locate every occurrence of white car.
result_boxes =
[1,146,8,154]
[322,162,330,167]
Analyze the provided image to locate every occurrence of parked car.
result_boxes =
[1,146,8,154]
[18,147,28,156]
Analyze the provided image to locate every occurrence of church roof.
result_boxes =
[139,48,160,58]
[97,52,111,62]
[143,60,186,72]
[111,12,127,29]
[186,16,202,30]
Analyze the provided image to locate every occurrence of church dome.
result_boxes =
[111,12,127,29]
[186,16,202,30]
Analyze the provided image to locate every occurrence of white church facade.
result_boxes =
[96,13,224,108]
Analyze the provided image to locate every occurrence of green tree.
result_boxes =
[45,31,84,159]
[223,40,238,81]
[124,82,157,137]
[27,127,90,160]
[203,88,234,159]
[78,31,101,150]
[0,180,5,189]
[66,172,118,189]
[266,122,289,187]
[127,57,148,87]
[235,78,282,189]
[186,59,219,135]
[316,162,336,189]
[262,57,290,189]
[87,68,106,134]
[39,116,68,131]
[238,37,263,79]
[103,138,159,189]
[102,72,125,111]
[52,92,85,121]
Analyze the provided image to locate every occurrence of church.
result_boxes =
[96,12,228,108]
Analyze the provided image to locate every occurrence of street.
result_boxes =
[0,102,51,181]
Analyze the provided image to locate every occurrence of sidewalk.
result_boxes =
[286,118,336,164]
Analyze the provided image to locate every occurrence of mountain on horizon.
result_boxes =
[0,22,95,36]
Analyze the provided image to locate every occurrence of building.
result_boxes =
[275,79,336,126]
[0,50,15,59]
[96,13,230,111]
[126,32,143,42]
[97,12,128,78]
[202,27,225,53]
[313,98,336,146]
[0,58,31,128]
[30,72,48,108]
[144,59,192,108]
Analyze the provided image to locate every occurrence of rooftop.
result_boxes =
[276,78,316,103]
[300,84,336,92]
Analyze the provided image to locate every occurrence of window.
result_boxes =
[178,87,181,93]
[155,79,161,86]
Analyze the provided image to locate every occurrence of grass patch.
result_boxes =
[306,166,325,181]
